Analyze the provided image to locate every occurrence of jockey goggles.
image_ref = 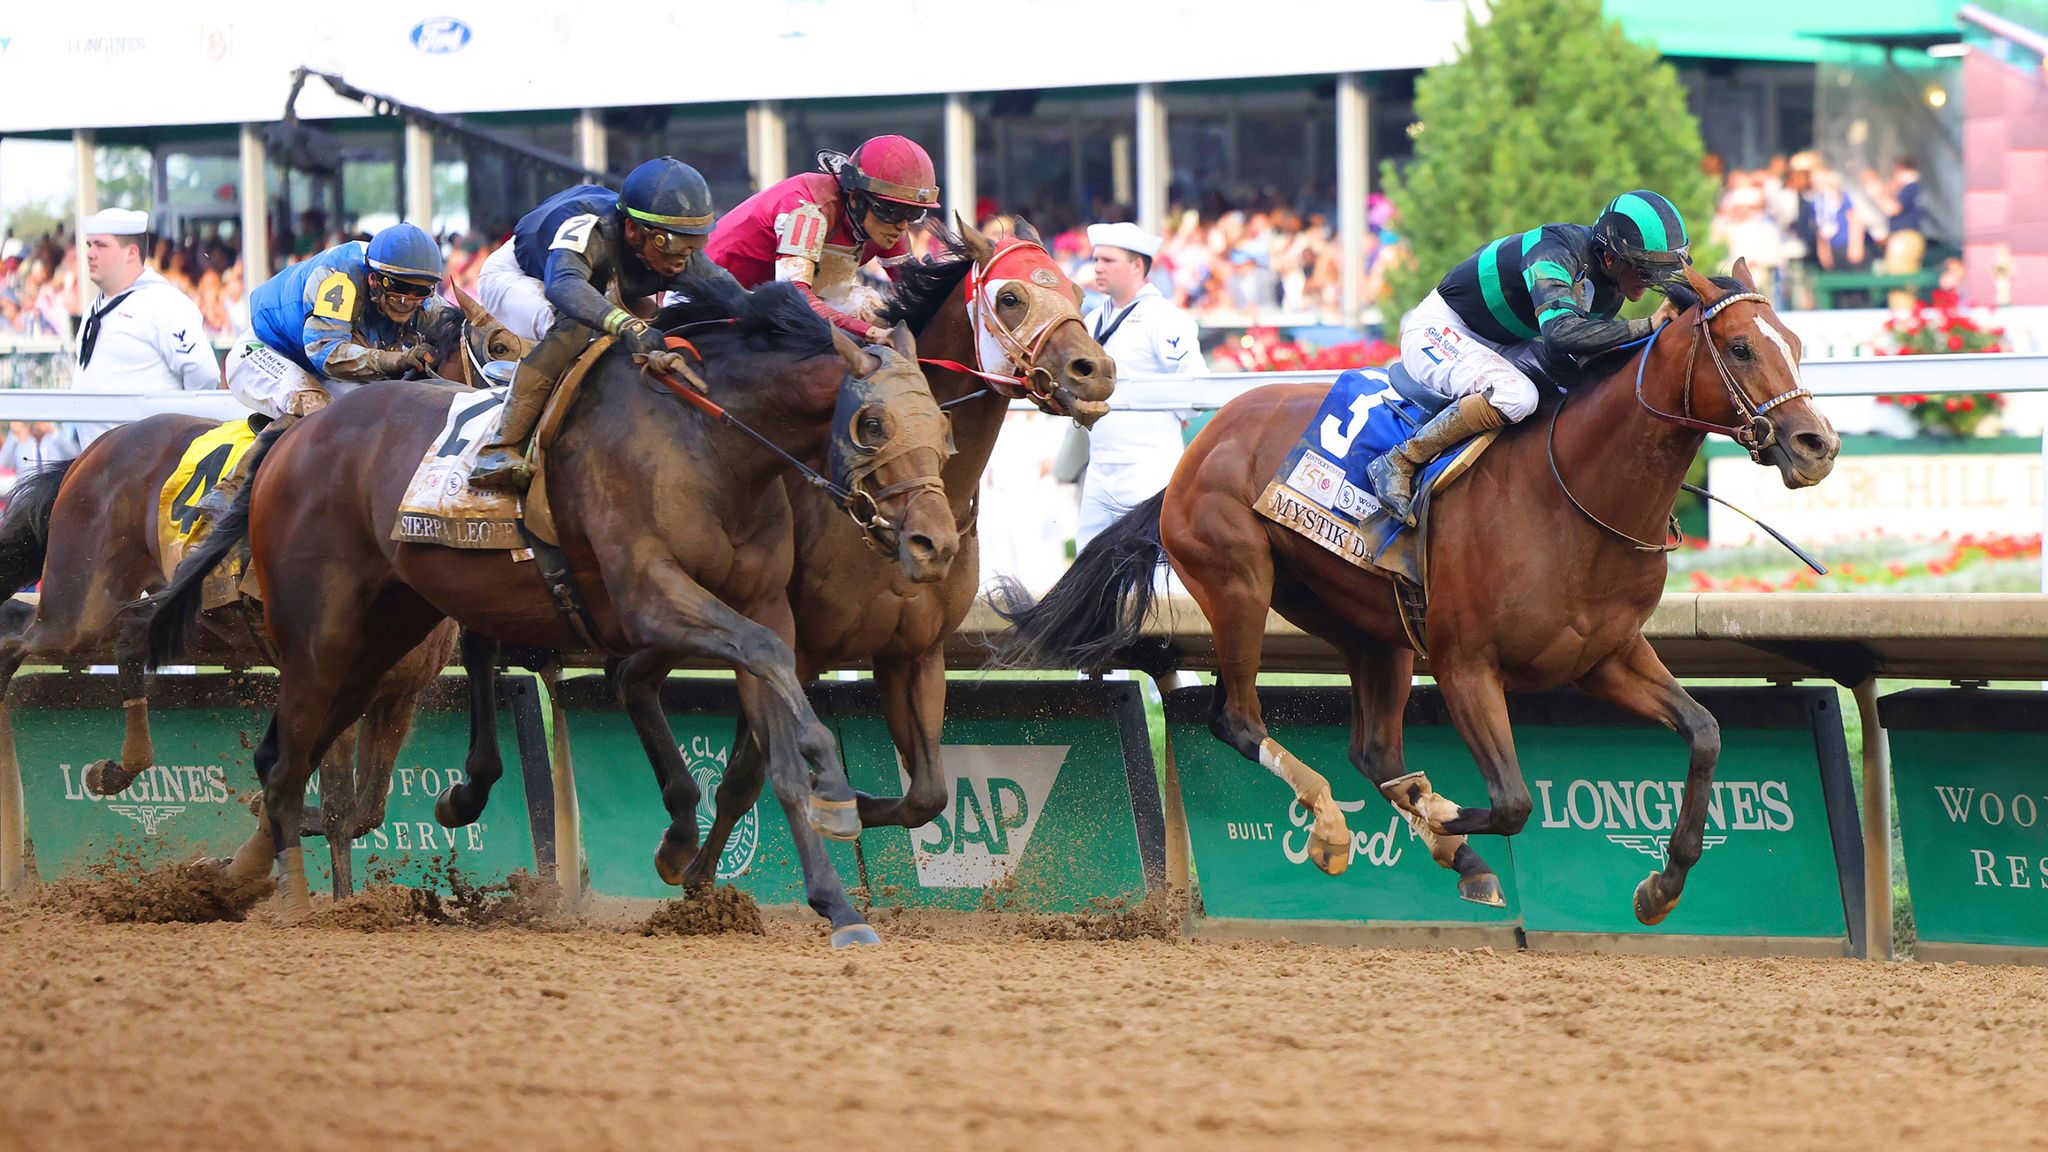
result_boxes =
[633,222,705,255]
[371,271,437,300]
[864,197,931,226]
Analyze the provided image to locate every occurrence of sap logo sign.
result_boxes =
[901,745,1066,888]
[410,18,472,54]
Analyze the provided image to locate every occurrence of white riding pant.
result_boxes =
[224,334,346,419]
[478,240,556,344]
[1398,290,1540,422]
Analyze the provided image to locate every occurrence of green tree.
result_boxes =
[1382,0,1719,316]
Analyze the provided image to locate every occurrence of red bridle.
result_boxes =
[916,239,1086,414]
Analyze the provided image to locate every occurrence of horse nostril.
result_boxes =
[908,533,937,560]
[1069,358,1097,380]
[1794,432,1832,458]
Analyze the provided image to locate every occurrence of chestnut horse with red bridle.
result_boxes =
[997,262,1838,925]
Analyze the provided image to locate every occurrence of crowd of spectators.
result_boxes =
[0,148,1964,349]
[1704,151,1951,310]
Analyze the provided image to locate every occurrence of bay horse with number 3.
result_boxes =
[996,262,1838,924]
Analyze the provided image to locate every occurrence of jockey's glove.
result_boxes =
[615,317,666,358]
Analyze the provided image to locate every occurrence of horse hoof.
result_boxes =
[1633,872,1680,926]
[1307,834,1350,877]
[809,796,862,842]
[1458,872,1507,908]
[433,785,474,829]
[830,924,882,948]
[653,834,694,888]
[83,759,130,796]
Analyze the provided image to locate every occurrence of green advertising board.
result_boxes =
[1885,689,2048,958]
[8,672,550,894]
[1167,686,1864,954]
[559,677,1164,912]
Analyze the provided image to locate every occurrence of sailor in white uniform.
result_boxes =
[1075,221,1207,547]
[72,208,220,443]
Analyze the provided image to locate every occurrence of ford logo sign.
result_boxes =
[410,18,472,54]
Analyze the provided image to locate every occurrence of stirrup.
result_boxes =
[1367,453,1418,525]
[467,450,531,492]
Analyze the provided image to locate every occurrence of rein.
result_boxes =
[1548,288,1815,555]
[918,239,1084,414]
[640,329,936,551]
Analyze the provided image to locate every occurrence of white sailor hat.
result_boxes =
[1086,221,1161,260]
[82,207,150,236]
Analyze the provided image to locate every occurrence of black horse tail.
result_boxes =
[0,459,74,595]
[145,420,291,668]
[987,490,1168,672]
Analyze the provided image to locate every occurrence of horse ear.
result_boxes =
[1730,256,1758,292]
[832,327,879,377]
[1681,263,1718,301]
[1011,216,1044,246]
[956,212,995,263]
[454,285,490,328]
[890,321,917,361]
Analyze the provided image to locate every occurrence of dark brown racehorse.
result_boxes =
[683,221,1115,885]
[144,280,959,945]
[995,262,1839,924]
[0,292,526,897]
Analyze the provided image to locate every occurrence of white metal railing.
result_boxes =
[3,352,2045,587]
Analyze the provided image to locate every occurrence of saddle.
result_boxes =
[391,335,614,552]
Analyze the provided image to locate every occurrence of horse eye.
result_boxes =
[1731,341,1753,361]
[999,291,1020,307]
[861,415,884,436]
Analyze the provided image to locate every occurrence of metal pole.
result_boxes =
[575,108,607,177]
[238,124,271,282]
[540,665,584,903]
[2040,427,2046,593]
[747,101,787,192]
[1852,676,1895,960]
[944,93,977,230]
[404,121,434,226]
[73,129,99,325]
[1112,131,1133,211]
[1135,83,1168,237]
[1337,73,1371,326]
[0,701,24,894]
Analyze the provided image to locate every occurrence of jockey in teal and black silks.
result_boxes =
[1367,189,1692,525]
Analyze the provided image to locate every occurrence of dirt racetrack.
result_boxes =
[4,898,2048,1152]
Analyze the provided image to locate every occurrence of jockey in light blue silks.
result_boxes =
[203,223,456,517]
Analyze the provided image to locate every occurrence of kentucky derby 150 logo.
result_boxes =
[1534,777,1796,861]
[684,735,757,880]
[410,17,472,54]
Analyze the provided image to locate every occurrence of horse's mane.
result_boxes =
[1660,273,1748,314]
[427,303,468,366]
[655,277,834,357]
[876,230,975,332]
[1576,274,1753,380]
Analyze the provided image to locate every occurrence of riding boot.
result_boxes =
[1365,393,1508,527]
[468,322,590,491]
[193,413,289,522]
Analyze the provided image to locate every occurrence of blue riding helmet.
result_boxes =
[366,222,445,289]
[620,157,716,237]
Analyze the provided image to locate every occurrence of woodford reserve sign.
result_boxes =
[1886,689,2048,957]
